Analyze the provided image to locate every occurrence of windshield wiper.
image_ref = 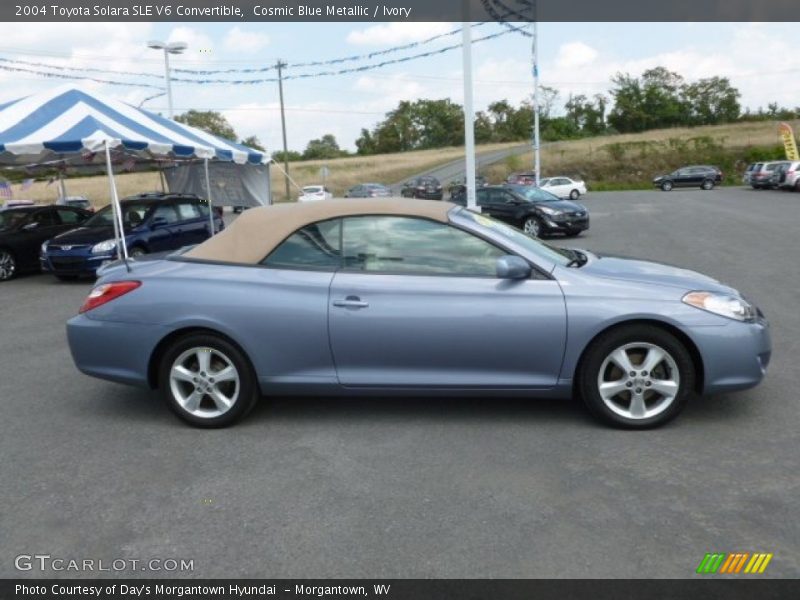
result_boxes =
[566,249,588,268]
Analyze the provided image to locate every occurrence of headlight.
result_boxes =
[40,241,49,254]
[91,239,117,254]
[538,206,562,216]
[682,291,756,322]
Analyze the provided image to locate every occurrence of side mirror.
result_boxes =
[496,255,531,280]
[150,217,168,229]
[22,222,39,231]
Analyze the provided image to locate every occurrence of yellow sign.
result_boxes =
[778,122,799,161]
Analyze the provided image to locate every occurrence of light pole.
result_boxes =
[147,40,187,119]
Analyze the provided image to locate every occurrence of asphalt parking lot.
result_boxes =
[2,187,798,579]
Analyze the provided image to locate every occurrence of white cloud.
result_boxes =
[166,26,213,55]
[223,27,270,54]
[555,42,598,69]
[346,22,453,46]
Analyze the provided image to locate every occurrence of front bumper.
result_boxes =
[543,215,590,233]
[41,248,114,276]
[690,316,772,395]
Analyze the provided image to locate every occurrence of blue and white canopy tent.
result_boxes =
[0,84,268,261]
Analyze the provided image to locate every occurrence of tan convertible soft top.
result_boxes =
[184,197,455,264]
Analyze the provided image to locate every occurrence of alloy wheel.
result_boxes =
[169,346,240,419]
[596,342,680,420]
[0,250,16,281]
[523,218,541,237]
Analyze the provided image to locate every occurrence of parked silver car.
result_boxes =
[67,199,771,429]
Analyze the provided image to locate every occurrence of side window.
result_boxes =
[32,209,57,227]
[263,218,341,270]
[151,204,179,224]
[56,208,83,224]
[342,216,506,277]
[476,189,489,206]
[176,202,201,221]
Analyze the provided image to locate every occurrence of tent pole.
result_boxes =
[204,158,216,236]
[58,172,68,200]
[104,141,130,269]
[159,165,167,192]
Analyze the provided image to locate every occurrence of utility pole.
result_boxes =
[531,3,540,186]
[276,59,290,201]
[462,22,477,210]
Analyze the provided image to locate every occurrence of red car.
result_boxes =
[506,172,537,185]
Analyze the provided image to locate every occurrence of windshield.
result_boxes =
[84,202,151,228]
[457,208,572,267]
[303,186,323,193]
[510,186,561,203]
[0,209,30,231]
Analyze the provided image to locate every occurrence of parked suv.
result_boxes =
[749,162,783,189]
[653,165,722,191]
[778,160,800,190]
[400,176,443,200]
[41,193,223,280]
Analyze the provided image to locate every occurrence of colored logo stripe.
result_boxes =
[697,552,773,574]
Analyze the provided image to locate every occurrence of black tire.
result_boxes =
[158,333,260,428]
[661,181,673,192]
[55,274,79,281]
[794,180,800,192]
[569,189,580,200]
[0,248,16,281]
[577,324,695,429]
[701,179,714,190]
[129,245,147,258]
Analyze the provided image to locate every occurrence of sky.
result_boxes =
[0,21,798,153]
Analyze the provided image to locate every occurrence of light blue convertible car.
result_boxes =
[67,199,771,429]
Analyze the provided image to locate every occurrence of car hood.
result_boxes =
[533,199,585,212]
[652,175,666,182]
[50,226,117,244]
[580,253,736,294]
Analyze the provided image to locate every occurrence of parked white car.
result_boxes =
[298,185,332,202]
[0,199,35,210]
[777,160,800,190]
[539,177,587,200]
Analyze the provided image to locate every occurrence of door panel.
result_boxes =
[329,272,567,388]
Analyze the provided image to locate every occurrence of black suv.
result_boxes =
[400,176,443,200]
[653,165,722,191]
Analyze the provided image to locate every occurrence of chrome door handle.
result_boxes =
[333,296,369,309]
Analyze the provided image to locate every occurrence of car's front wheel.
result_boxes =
[661,181,674,191]
[0,249,16,281]
[522,216,542,238]
[701,179,714,190]
[159,333,259,427]
[578,325,694,429]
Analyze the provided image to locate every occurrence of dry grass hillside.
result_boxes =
[484,120,797,189]
[12,120,795,207]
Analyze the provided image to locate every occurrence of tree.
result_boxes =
[271,149,302,162]
[303,134,346,160]
[240,135,265,152]
[174,110,237,141]
[682,77,740,125]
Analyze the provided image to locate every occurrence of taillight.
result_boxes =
[79,281,141,314]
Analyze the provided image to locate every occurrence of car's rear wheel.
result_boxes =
[661,181,673,191]
[701,179,714,190]
[578,325,694,429]
[129,246,147,258]
[159,333,259,428]
[522,217,542,238]
[0,249,16,281]
[569,189,580,200]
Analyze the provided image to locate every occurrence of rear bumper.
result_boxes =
[690,317,772,395]
[66,314,166,388]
